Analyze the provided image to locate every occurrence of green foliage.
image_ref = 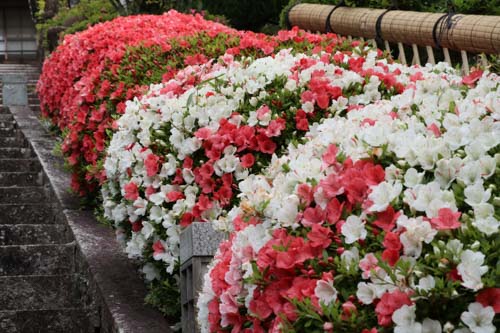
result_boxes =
[108,0,178,15]
[144,272,182,320]
[36,0,118,51]
[201,0,289,31]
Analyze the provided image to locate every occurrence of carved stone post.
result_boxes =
[180,222,225,333]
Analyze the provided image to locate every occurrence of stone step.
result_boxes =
[0,308,94,333]
[0,128,20,137]
[0,224,70,246]
[0,107,10,114]
[0,114,14,122]
[0,137,27,148]
[0,275,82,311]
[0,120,15,129]
[29,105,40,113]
[0,148,33,159]
[0,158,40,172]
[0,172,43,187]
[0,187,48,204]
[0,204,58,225]
[0,244,74,276]
[0,159,41,173]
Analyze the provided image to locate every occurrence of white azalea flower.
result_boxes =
[416,275,436,292]
[342,215,367,244]
[404,168,424,188]
[315,280,338,305]
[368,181,403,212]
[142,263,160,281]
[464,181,491,207]
[356,282,384,305]
[393,305,422,333]
[434,157,462,188]
[140,221,155,239]
[472,215,499,236]
[460,303,495,333]
[341,247,360,270]
[422,318,442,333]
[398,215,437,258]
[458,160,482,185]
[457,250,488,290]
[125,233,146,258]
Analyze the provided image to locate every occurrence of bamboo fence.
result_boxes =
[288,3,500,71]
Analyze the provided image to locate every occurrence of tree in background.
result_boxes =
[36,0,118,52]
[201,0,288,31]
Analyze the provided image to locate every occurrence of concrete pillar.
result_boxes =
[180,222,226,333]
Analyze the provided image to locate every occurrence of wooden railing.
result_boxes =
[287,4,500,73]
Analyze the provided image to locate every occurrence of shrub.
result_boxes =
[197,60,500,332]
[36,0,119,52]
[102,40,453,317]
[37,13,346,199]
[37,11,238,197]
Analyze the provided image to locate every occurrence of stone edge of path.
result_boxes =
[8,106,172,333]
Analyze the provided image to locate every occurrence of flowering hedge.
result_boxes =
[37,10,357,197]
[37,11,239,195]
[101,46,423,280]
[197,61,500,332]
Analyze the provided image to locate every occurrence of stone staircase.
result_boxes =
[0,107,95,331]
[0,63,171,332]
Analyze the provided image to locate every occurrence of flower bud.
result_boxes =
[443,322,454,332]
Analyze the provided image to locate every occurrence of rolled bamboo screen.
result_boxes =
[288,3,500,54]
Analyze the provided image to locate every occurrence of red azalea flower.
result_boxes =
[341,301,357,320]
[145,186,156,199]
[294,109,309,131]
[307,224,333,249]
[180,212,195,227]
[240,153,255,168]
[476,288,500,313]
[430,208,461,230]
[302,206,326,226]
[152,240,164,256]
[166,191,185,202]
[375,290,412,327]
[124,181,139,201]
[144,153,160,177]
[249,297,273,320]
[373,206,400,232]
[297,183,314,206]
[316,92,330,109]
[427,123,441,137]
[257,135,277,154]
[265,118,286,137]
[462,69,483,87]
[322,144,339,166]
[131,220,143,232]
[326,198,344,224]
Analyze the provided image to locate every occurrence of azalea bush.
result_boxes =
[197,60,500,332]
[38,11,360,198]
[101,43,456,317]
[37,11,238,196]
